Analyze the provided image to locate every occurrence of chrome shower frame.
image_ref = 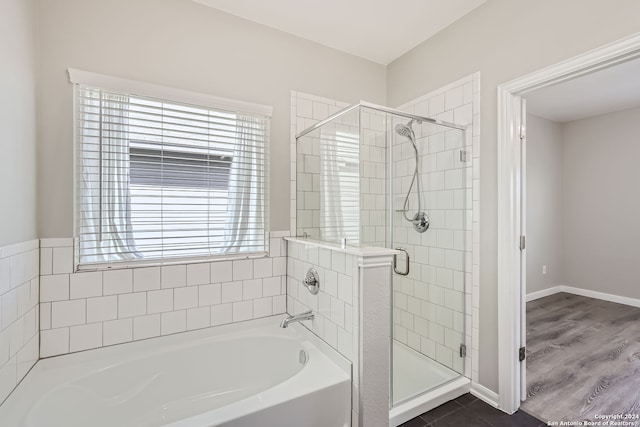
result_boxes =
[295,100,470,414]
[296,101,465,237]
[296,101,465,139]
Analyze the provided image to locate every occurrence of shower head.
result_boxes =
[394,122,413,137]
[394,119,422,138]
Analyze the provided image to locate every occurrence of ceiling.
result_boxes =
[526,57,640,123]
[192,0,486,65]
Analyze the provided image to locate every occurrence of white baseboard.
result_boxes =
[526,285,640,308]
[526,286,562,302]
[470,383,499,408]
[559,285,640,308]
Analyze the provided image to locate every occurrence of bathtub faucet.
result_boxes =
[280,310,314,328]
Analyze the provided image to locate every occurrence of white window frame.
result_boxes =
[69,69,272,271]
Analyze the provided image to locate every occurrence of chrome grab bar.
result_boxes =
[393,247,410,276]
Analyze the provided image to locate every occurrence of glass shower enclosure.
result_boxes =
[295,101,470,410]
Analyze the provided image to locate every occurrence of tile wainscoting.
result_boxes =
[39,232,290,358]
[0,239,39,403]
[286,237,396,427]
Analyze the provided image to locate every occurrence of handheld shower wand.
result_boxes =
[394,119,429,233]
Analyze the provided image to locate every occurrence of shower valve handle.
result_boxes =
[302,268,320,295]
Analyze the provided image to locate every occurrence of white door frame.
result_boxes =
[519,98,527,401]
[496,32,640,414]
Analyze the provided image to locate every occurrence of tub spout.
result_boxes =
[280,310,314,328]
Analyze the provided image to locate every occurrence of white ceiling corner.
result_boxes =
[192,0,486,65]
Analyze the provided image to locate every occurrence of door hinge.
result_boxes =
[459,150,469,163]
[519,235,526,251]
[519,125,526,140]
[460,344,467,358]
[519,347,526,362]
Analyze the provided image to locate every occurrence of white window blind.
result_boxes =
[73,82,270,269]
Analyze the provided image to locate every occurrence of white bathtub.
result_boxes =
[0,316,351,427]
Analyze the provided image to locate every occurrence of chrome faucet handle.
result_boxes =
[302,268,320,295]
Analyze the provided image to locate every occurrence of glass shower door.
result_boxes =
[386,113,469,406]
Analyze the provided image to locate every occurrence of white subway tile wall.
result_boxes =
[291,92,388,248]
[290,77,481,384]
[359,108,388,247]
[285,239,360,424]
[395,73,480,380]
[0,240,39,403]
[292,92,354,242]
[39,232,289,358]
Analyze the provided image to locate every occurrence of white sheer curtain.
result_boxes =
[79,89,139,263]
[319,130,360,244]
[320,134,346,241]
[221,114,265,253]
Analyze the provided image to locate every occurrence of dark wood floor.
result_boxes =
[522,293,640,423]
[399,393,544,427]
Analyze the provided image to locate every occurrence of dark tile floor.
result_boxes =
[400,394,545,427]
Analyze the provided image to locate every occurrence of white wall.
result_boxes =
[0,0,39,402]
[526,114,563,294]
[562,107,640,299]
[387,0,640,392]
[527,108,640,301]
[36,0,386,238]
[0,0,37,247]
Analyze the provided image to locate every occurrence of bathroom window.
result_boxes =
[71,70,271,269]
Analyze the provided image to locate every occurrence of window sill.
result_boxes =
[75,251,269,272]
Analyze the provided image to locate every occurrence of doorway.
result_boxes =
[496,32,640,415]
[521,63,640,421]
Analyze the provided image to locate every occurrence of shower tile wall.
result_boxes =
[286,239,360,424]
[286,240,357,359]
[286,239,395,427]
[0,240,39,403]
[294,104,360,242]
[290,91,349,240]
[290,92,387,246]
[395,73,480,380]
[390,122,468,373]
[359,109,388,247]
[38,233,289,358]
[290,79,481,381]
[289,94,388,426]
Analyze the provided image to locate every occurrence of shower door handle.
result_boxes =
[393,248,410,276]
